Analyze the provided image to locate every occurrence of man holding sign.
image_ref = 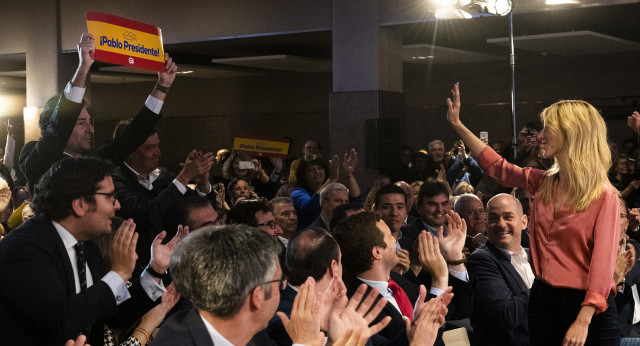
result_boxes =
[19,33,177,194]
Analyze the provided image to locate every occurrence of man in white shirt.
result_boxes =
[19,32,177,194]
[0,157,169,345]
[467,193,533,346]
[153,224,283,346]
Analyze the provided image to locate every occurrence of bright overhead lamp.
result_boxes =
[430,0,512,18]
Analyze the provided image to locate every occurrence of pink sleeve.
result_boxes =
[582,187,620,313]
[475,147,544,193]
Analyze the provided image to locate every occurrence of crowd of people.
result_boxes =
[1,33,640,346]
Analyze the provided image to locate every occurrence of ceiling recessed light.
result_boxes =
[412,56,435,60]
[177,70,194,74]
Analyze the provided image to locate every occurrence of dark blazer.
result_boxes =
[154,307,277,346]
[266,285,297,346]
[403,269,472,320]
[153,308,214,346]
[346,271,419,340]
[615,239,640,337]
[113,165,216,268]
[0,216,156,346]
[466,242,530,346]
[19,94,160,194]
[306,216,329,231]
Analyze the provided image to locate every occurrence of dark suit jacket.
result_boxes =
[155,307,277,346]
[615,239,640,337]
[113,165,216,269]
[307,215,329,231]
[19,94,160,194]
[345,271,418,340]
[153,308,214,346]
[266,285,297,346]
[403,269,472,320]
[467,242,530,346]
[0,216,156,345]
[400,217,446,243]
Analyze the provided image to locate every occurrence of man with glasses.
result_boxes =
[228,199,283,240]
[0,157,168,345]
[154,224,283,345]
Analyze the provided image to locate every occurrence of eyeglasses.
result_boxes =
[94,192,117,206]
[262,276,287,291]
[257,220,278,229]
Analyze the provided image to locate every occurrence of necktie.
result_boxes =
[74,242,87,292]
[388,279,414,322]
[73,242,92,337]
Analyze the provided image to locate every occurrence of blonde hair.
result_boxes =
[537,100,611,212]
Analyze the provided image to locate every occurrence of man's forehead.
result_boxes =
[380,193,405,205]
[274,202,294,212]
[256,210,275,221]
[425,194,449,203]
[487,196,521,215]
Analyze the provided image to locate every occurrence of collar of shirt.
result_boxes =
[421,220,446,237]
[124,162,161,190]
[288,283,299,292]
[357,277,402,315]
[199,313,235,346]
[52,220,94,293]
[498,246,528,261]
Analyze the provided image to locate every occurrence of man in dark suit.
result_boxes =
[307,182,350,231]
[19,33,177,194]
[112,126,215,268]
[153,224,283,345]
[266,228,342,346]
[401,179,451,242]
[334,211,421,340]
[467,193,533,346]
[0,157,169,345]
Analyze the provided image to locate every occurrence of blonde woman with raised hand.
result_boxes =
[445,83,620,346]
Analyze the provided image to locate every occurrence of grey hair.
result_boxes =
[319,183,348,202]
[454,193,483,213]
[270,197,294,208]
[169,224,281,318]
[428,139,444,150]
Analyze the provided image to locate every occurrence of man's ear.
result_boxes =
[249,286,264,312]
[372,246,382,260]
[71,198,87,217]
[521,214,529,231]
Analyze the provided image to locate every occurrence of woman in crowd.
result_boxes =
[446,82,620,345]
[221,151,281,199]
[290,149,361,229]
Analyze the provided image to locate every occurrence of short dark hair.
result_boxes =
[169,196,214,232]
[39,94,90,133]
[333,211,384,276]
[374,184,407,208]
[417,178,451,205]
[170,224,281,318]
[295,157,330,191]
[329,203,363,231]
[32,157,114,221]
[227,199,272,226]
[285,228,340,286]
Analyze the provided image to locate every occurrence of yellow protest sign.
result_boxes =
[233,137,291,158]
[86,12,165,71]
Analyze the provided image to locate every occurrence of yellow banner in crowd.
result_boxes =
[233,137,290,158]
[86,12,165,71]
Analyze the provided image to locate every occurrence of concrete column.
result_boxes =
[24,0,79,142]
[331,0,404,186]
